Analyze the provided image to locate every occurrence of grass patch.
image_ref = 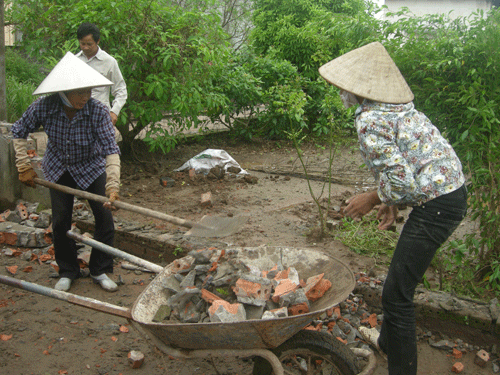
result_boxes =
[334,213,398,261]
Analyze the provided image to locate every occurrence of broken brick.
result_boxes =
[233,276,272,306]
[1,232,17,246]
[128,350,145,369]
[303,273,328,301]
[451,348,462,359]
[172,258,192,273]
[367,313,378,328]
[451,362,464,373]
[201,289,222,304]
[208,300,246,323]
[189,168,196,180]
[288,301,309,316]
[6,266,18,275]
[200,192,212,207]
[305,278,332,302]
[16,203,28,220]
[272,279,299,303]
[474,349,489,367]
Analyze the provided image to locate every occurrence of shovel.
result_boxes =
[34,178,248,237]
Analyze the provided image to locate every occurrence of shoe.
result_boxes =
[91,273,118,292]
[358,326,387,360]
[54,277,72,291]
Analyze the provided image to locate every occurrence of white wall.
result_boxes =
[383,0,492,19]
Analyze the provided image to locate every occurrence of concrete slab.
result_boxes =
[0,124,50,211]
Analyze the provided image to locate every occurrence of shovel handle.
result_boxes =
[34,178,198,229]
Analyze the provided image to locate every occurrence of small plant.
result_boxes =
[173,246,183,256]
[216,288,229,296]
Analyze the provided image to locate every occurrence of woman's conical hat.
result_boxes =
[33,52,112,95]
[319,42,414,104]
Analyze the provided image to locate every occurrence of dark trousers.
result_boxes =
[50,172,115,279]
[378,185,467,375]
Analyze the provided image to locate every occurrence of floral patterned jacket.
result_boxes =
[355,100,465,206]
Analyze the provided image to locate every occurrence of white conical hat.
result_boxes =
[33,51,112,95]
[319,42,414,104]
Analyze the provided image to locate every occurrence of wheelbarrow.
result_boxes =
[0,234,376,375]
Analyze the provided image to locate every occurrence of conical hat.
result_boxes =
[33,52,112,95]
[319,42,414,104]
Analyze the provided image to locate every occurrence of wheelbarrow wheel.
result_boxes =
[253,330,360,375]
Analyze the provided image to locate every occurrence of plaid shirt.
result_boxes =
[12,94,120,190]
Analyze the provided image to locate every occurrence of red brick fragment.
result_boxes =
[234,278,272,304]
[2,232,17,246]
[128,350,145,369]
[272,279,299,303]
[16,203,28,220]
[451,348,462,359]
[288,302,309,316]
[201,289,222,304]
[305,278,332,302]
[336,337,347,345]
[189,168,196,180]
[451,362,464,373]
[368,313,378,328]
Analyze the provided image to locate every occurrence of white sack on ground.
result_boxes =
[174,149,248,175]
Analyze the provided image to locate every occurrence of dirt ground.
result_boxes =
[1,136,497,375]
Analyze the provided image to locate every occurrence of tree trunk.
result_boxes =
[0,0,7,121]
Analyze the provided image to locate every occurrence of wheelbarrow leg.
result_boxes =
[129,321,285,375]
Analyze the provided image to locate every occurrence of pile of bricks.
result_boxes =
[0,202,52,248]
[152,248,332,324]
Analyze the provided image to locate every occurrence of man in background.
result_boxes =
[76,22,127,142]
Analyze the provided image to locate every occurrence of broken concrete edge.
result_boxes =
[354,284,500,338]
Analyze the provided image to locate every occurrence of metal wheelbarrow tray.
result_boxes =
[133,246,354,349]
[1,243,375,375]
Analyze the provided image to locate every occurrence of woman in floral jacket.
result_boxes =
[319,42,467,375]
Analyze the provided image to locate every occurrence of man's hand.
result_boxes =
[19,168,38,188]
[104,189,120,211]
[376,204,398,230]
[343,191,381,220]
[110,111,118,125]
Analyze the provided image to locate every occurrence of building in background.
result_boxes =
[382,0,498,19]
[3,2,21,46]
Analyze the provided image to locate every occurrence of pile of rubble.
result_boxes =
[0,202,52,248]
[153,247,332,324]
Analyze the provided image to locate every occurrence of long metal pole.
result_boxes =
[67,230,164,273]
[0,275,132,319]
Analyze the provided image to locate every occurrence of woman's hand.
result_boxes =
[344,191,381,220]
[376,204,398,230]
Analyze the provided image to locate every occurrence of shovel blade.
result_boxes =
[186,215,249,237]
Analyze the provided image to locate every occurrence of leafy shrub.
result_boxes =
[4,49,46,122]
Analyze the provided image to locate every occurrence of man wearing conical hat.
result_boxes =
[11,52,121,293]
[319,42,467,374]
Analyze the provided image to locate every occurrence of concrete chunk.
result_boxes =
[208,300,246,323]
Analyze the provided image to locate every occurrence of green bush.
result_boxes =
[4,49,46,122]
[5,75,37,123]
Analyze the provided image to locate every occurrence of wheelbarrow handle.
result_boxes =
[0,275,132,319]
[33,178,200,229]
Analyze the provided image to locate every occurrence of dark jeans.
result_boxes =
[50,172,115,279]
[378,185,468,375]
